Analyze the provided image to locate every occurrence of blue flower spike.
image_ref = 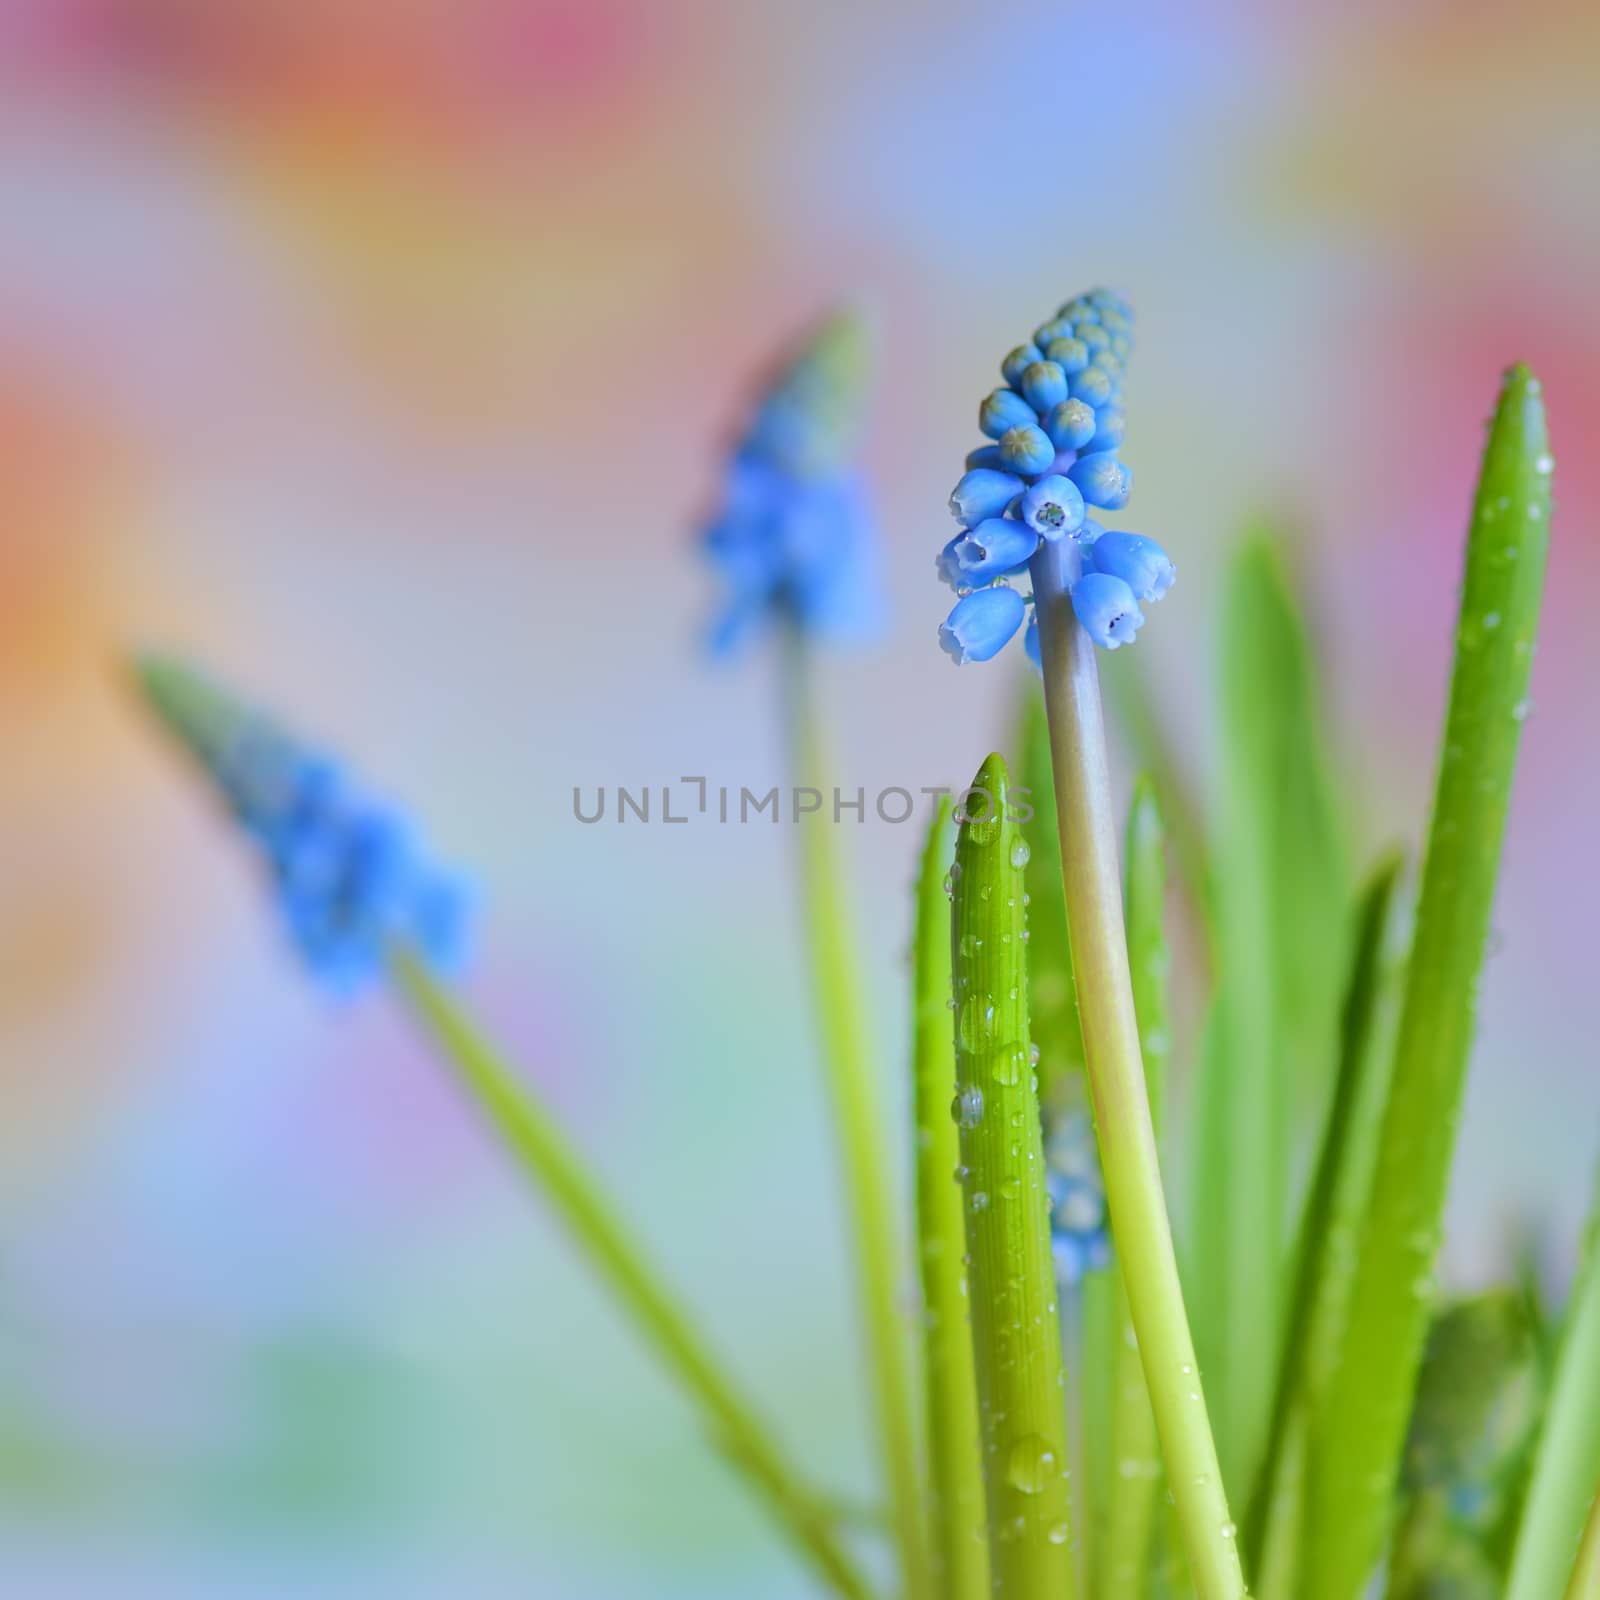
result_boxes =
[938,289,1167,660]
[1067,450,1133,511]
[950,467,1025,528]
[939,586,1026,664]
[998,424,1056,477]
[1071,571,1145,649]
[950,518,1039,584]
[702,308,883,654]
[981,387,1040,440]
[1019,475,1086,541]
[1090,531,1176,603]
[134,653,471,995]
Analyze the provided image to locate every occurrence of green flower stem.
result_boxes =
[912,800,990,1600]
[1245,852,1408,1592]
[950,753,1074,1598]
[1301,365,1553,1600]
[1031,540,1245,1600]
[389,949,875,1600]
[1563,1486,1600,1600]
[1507,1162,1600,1600]
[1098,777,1174,1597]
[782,633,930,1600]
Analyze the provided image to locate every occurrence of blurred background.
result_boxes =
[2,0,1596,1593]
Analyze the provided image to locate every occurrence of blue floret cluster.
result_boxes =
[939,289,1175,665]
[1045,1110,1112,1286]
[137,654,470,995]
[702,310,882,655]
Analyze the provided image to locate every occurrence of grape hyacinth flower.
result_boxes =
[702,309,881,655]
[961,296,1246,1597]
[938,288,1175,662]
[1045,1110,1112,1285]
[135,653,470,994]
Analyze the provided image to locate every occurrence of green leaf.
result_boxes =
[1507,1160,1600,1600]
[1561,1485,1600,1600]
[1098,777,1174,1595]
[912,799,989,1600]
[1189,534,1351,1502]
[1389,1292,1542,1599]
[951,753,1075,1597]
[1246,851,1410,1589]
[1300,364,1554,1600]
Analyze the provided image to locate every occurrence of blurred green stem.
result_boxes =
[782,630,930,1600]
[1031,540,1245,1600]
[390,950,875,1600]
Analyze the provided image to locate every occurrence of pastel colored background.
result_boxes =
[1,1,1595,1594]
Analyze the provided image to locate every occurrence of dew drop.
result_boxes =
[992,1043,1026,1088]
[953,1086,985,1129]
[1009,839,1032,870]
[970,1190,990,1214]
[1005,1434,1057,1495]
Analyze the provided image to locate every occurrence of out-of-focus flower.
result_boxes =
[701,310,882,654]
[135,653,470,995]
[1045,1112,1110,1286]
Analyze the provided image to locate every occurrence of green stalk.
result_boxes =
[782,633,930,1600]
[1564,1486,1600,1600]
[1098,777,1173,1597]
[1244,852,1408,1591]
[1507,1162,1600,1600]
[912,799,990,1600]
[1301,364,1553,1600]
[950,753,1074,1598]
[388,950,874,1600]
[1031,538,1245,1600]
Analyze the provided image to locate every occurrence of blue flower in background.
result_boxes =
[940,289,1173,662]
[702,309,882,654]
[136,654,470,995]
[1045,1111,1111,1286]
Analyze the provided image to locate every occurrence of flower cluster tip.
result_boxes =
[702,308,883,655]
[939,289,1175,664]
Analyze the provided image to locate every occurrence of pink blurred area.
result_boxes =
[1,1,1596,1593]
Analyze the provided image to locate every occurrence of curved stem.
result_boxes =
[781,632,931,1600]
[390,950,876,1600]
[1030,541,1246,1600]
